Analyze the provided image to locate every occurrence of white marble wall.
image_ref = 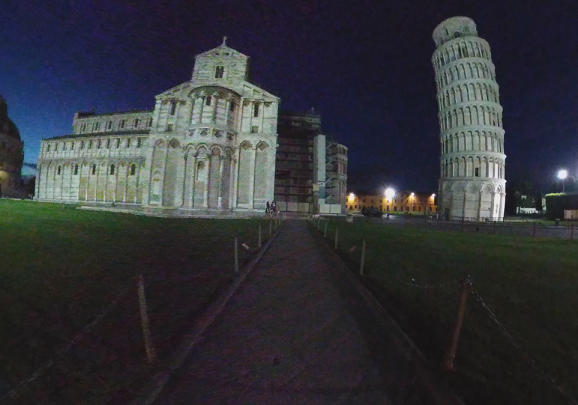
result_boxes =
[432,17,506,220]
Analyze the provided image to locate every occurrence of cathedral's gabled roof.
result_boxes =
[195,38,249,60]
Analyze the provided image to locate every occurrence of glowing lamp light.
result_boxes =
[558,170,568,180]
[410,192,415,198]
[348,193,355,200]
[384,187,396,199]
[431,193,436,198]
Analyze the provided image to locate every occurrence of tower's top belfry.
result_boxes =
[433,16,478,47]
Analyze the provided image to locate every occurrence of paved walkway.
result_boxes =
[153,221,455,404]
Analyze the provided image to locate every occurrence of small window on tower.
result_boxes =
[134,119,139,128]
[170,102,177,115]
[215,66,224,78]
[206,96,212,106]
[253,104,260,117]
[91,165,96,175]
[475,168,480,177]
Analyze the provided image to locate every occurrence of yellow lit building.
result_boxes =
[346,191,437,214]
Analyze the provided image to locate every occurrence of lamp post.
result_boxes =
[558,169,568,193]
[384,187,395,209]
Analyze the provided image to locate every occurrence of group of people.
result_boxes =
[266,200,280,219]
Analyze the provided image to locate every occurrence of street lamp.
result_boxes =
[558,169,568,193]
[384,187,395,200]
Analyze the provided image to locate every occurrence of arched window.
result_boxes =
[116,139,120,148]
[215,66,225,78]
[107,121,112,130]
[126,139,131,148]
[106,139,110,148]
[57,166,61,175]
[205,96,212,106]
[170,101,177,115]
[134,119,139,128]
[47,144,51,152]
[110,164,115,175]
[74,164,79,175]
[91,164,96,175]
[130,164,136,176]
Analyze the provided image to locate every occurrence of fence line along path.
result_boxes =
[152,220,462,404]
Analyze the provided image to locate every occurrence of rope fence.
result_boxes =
[0,218,283,404]
[308,216,577,405]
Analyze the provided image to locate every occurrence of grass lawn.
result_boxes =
[313,219,578,405]
[0,199,273,404]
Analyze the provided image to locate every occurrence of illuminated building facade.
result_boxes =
[346,191,437,214]
[432,17,506,220]
[36,41,279,211]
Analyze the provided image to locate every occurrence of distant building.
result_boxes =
[347,191,437,214]
[0,96,24,197]
[432,17,506,221]
[275,110,347,214]
[36,40,279,211]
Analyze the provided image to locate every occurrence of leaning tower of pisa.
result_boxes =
[432,17,506,221]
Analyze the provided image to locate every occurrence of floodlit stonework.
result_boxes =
[0,96,24,197]
[36,40,279,211]
[432,17,506,220]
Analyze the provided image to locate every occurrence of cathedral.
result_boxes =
[36,40,279,211]
[0,96,24,197]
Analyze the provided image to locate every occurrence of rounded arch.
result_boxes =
[256,141,269,151]
[210,145,223,156]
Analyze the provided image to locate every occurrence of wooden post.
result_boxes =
[234,235,239,272]
[443,276,472,371]
[360,238,366,276]
[258,224,262,248]
[137,275,156,363]
[324,221,328,238]
[334,226,339,249]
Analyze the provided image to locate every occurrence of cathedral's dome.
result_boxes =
[0,96,21,140]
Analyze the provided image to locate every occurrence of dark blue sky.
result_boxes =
[3,0,578,193]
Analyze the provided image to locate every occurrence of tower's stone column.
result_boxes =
[432,16,506,220]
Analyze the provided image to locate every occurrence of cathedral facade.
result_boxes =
[0,96,24,197]
[36,41,279,211]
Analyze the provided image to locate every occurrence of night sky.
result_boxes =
[3,0,578,193]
